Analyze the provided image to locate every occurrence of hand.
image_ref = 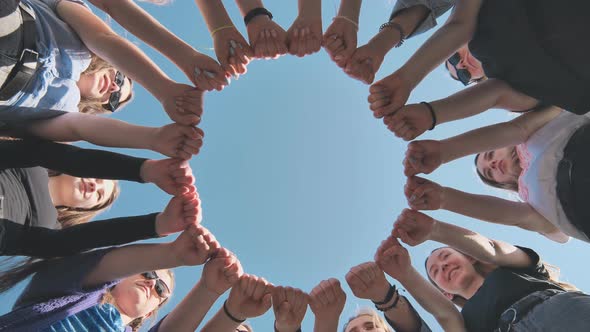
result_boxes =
[384,103,434,141]
[404,176,444,210]
[286,15,322,57]
[403,140,442,176]
[213,27,253,77]
[368,69,413,118]
[185,51,230,91]
[170,224,219,266]
[155,191,202,236]
[309,278,346,320]
[226,274,273,320]
[202,248,243,295]
[392,209,436,246]
[345,262,390,303]
[151,124,204,159]
[344,43,386,84]
[160,83,204,126]
[246,16,288,59]
[140,159,195,196]
[374,236,412,281]
[272,286,309,332]
[323,17,357,68]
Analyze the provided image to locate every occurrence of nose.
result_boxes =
[86,179,96,193]
[490,159,498,170]
[109,80,121,93]
[456,59,467,70]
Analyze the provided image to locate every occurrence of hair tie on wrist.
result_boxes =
[379,21,406,47]
[420,101,437,130]
[333,16,359,31]
[372,284,396,306]
[223,300,246,323]
[274,321,302,332]
[211,25,235,37]
[244,7,273,26]
[376,289,400,312]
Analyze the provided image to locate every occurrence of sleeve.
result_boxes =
[389,0,455,37]
[383,296,433,332]
[0,139,147,182]
[514,246,550,278]
[13,248,114,309]
[145,314,168,332]
[0,213,159,258]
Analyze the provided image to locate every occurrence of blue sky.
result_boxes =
[2,1,589,331]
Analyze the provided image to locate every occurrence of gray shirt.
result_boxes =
[390,0,455,37]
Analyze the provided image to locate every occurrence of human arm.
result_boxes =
[86,0,228,91]
[24,112,204,159]
[83,224,218,287]
[382,79,541,140]
[156,248,243,332]
[403,177,561,237]
[375,236,465,332]
[345,4,431,84]
[200,274,273,332]
[345,261,424,332]
[286,0,322,57]
[309,278,346,332]
[323,0,361,68]
[392,209,535,268]
[235,0,288,59]
[368,0,483,118]
[272,286,308,332]
[56,1,202,125]
[194,0,253,77]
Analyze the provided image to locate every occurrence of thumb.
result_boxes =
[263,293,273,308]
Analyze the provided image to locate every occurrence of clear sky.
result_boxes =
[1,1,589,331]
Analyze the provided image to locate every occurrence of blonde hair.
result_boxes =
[78,55,133,115]
[101,270,175,331]
[342,308,392,332]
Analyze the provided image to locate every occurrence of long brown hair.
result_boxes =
[101,270,175,331]
[78,55,133,115]
[425,247,578,308]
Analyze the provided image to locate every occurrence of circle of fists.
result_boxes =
[345,262,391,303]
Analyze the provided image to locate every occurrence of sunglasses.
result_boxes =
[141,271,171,300]
[102,71,126,112]
[447,53,474,86]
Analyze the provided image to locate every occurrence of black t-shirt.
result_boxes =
[461,246,563,332]
[469,0,590,114]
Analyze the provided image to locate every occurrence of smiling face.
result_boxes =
[77,67,132,109]
[344,314,388,332]
[111,270,174,320]
[48,174,116,209]
[426,248,480,298]
[446,45,485,85]
[475,147,522,187]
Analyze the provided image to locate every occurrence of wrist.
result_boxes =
[397,64,421,90]
[163,242,185,267]
[275,321,302,332]
[439,187,449,210]
[370,280,393,303]
[196,279,222,303]
[429,218,444,242]
[225,298,247,321]
[154,79,177,102]
[139,159,154,183]
[371,26,401,52]
[395,266,418,285]
[154,213,165,237]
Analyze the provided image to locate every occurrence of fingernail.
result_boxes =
[410,195,416,202]
[175,100,183,106]
[229,40,237,48]
[265,30,271,38]
[194,68,202,76]
[229,47,236,56]
[204,71,216,78]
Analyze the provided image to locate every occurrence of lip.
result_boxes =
[448,266,459,282]
[499,160,506,174]
[80,178,87,197]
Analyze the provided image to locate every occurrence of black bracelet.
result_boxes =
[420,101,437,130]
[274,321,302,332]
[223,300,246,323]
[379,21,406,48]
[244,7,273,26]
[372,284,396,306]
[376,289,400,312]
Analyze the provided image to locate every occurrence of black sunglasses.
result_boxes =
[447,53,473,86]
[102,71,126,112]
[141,271,171,299]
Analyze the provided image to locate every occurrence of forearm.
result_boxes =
[400,0,482,86]
[313,316,339,332]
[370,5,430,54]
[194,0,235,32]
[397,268,465,332]
[200,307,241,332]
[336,0,362,22]
[298,0,321,18]
[83,241,180,287]
[158,280,219,332]
[4,214,159,258]
[382,295,424,332]
[27,113,156,151]
[94,0,198,70]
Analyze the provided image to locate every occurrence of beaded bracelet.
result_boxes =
[333,16,359,31]
[223,300,246,323]
[420,101,437,130]
[375,289,400,312]
[372,284,396,306]
[379,21,406,48]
